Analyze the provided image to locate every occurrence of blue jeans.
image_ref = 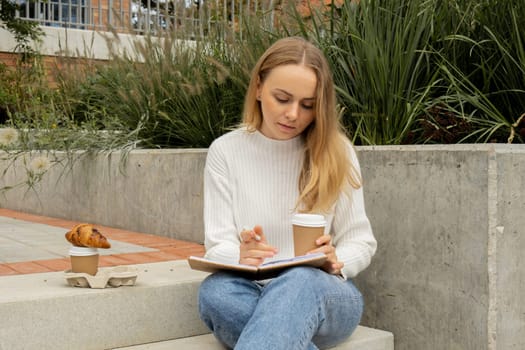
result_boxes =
[198,266,363,350]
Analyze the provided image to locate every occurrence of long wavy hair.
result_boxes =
[242,36,361,213]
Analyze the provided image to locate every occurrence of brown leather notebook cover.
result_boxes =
[187,253,327,280]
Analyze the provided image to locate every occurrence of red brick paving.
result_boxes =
[0,264,17,276]
[98,255,136,267]
[0,208,205,276]
[5,261,54,274]
[34,258,72,271]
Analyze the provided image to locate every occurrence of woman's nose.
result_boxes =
[285,102,300,120]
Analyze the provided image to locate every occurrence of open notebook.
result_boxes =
[187,253,327,280]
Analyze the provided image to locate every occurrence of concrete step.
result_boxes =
[0,260,393,350]
[0,260,209,350]
[115,325,394,350]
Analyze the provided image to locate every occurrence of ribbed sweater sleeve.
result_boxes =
[332,146,377,278]
[202,134,240,264]
[203,128,376,278]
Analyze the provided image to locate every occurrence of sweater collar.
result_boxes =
[251,129,305,151]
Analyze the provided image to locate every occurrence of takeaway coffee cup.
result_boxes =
[291,213,327,256]
[69,246,99,276]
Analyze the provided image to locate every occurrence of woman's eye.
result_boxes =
[302,104,314,110]
[275,96,289,103]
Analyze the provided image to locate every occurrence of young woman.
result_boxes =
[198,36,377,350]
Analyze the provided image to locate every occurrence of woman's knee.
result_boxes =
[198,272,233,310]
[277,266,336,292]
[312,280,364,348]
[280,266,324,281]
[199,272,260,317]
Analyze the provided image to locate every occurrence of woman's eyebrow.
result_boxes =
[274,88,292,96]
[274,88,315,100]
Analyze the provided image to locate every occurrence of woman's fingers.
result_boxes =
[315,234,331,246]
[308,234,344,275]
[253,225,266,242]
[239,225,277,266]
[240,230,254,243]
[241,257,265,266]
[321,262,344,275]
[239,245,275,266]
[240,226,263,243]
[240,247,276,259]
[308,235,333,255]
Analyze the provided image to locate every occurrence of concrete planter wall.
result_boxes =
[1,145,524,349]
[0,149,207,242]
[356,145,524,350]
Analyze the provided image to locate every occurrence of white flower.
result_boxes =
[0,128,19,146]
[30,156,51,174]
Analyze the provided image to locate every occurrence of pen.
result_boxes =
[242,226,261,241]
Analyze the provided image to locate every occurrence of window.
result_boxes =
[17,0,87,28]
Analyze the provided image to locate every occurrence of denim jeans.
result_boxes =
[198,266,363,350]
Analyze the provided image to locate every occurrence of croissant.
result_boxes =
[65,223,111,249]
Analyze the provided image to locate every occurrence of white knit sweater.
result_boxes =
[203,128,377,278]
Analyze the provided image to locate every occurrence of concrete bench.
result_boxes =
[0,260,393,350]
[116,326,394,349]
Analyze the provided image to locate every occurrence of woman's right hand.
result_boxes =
[239,225,278,266]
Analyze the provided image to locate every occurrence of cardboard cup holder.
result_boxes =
[64,265,138,289]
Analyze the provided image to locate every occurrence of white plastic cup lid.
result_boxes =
[69,246,99,256]
[291,213,327,227]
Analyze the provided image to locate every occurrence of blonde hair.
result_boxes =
[242,36,361,213]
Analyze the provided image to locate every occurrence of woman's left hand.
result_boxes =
[308,234,344,275]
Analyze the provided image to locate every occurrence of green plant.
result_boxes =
[4,0,525,150]
[52,18,280,148]
[417,0,525,143]
[289,0,525,144]
[294,0,440,145]
[0,0,46,124]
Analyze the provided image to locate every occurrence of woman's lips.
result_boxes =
[277,123,295,132]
